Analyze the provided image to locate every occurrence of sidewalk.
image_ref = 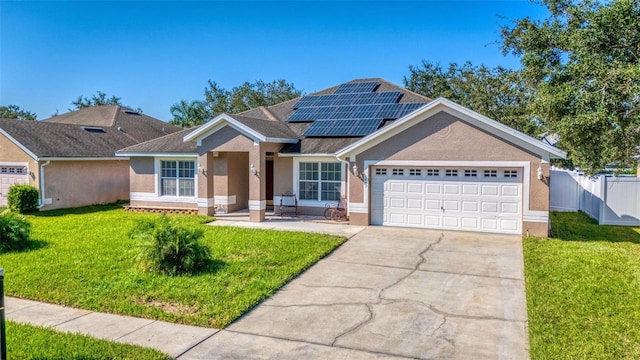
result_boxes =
[5,297,218,358]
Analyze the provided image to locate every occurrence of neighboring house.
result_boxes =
[0,106,180,209]
[117,79,566,236]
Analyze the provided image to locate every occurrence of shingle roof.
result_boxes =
[44,105,181,143]
[111,79,432,156]
[0,106,181,158]
[117,128,198,154]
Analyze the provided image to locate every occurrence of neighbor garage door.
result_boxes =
[0,164,29,206]
[371,167,522,234]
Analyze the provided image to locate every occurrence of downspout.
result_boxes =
[38,160,50,208]
[335,155,351,215]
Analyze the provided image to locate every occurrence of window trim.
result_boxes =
[155,158,198,200]
[293,157,345,207]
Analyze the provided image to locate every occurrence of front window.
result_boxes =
[299,162,342,201]
[160,160,195,196]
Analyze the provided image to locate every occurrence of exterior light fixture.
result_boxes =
[250,163,259,177]
[352,164,359,177]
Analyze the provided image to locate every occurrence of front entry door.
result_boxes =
[265,160,274,206]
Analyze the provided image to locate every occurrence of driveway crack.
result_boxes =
[330,233,445,346]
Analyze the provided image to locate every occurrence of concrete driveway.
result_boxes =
[182,226,528,360]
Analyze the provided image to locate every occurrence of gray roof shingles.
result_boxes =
[0,105,181,158]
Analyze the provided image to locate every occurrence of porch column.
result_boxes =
[197,152,215,216]
[248,144,266,222]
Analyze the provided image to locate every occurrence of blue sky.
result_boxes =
[0,1,548,121]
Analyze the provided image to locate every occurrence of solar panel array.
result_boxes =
[290,81,429,137]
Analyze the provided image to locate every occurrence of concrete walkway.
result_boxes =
[5,297,218,358]
[6,224,528,359]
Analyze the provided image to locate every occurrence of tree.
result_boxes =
[501,0,640,174]
[69,91,144,113]
[404,61,540,135]
[71,91,122,109]
[169,100,209,128]
[0,104,36,120]
[203,79,302,118]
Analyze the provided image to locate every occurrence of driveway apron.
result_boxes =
[182,226,528,360]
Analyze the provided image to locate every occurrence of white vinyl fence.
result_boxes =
[550,169,640,226]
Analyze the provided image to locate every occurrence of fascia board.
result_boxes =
[0,128,39,161]
[115,152,197,158]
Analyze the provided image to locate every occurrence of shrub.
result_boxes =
[7,184,39,213]
[129,216,211,276]
[0,208,31,252]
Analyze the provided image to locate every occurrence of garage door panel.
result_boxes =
[371,167,522,235]
[462,184,479,195]
[443,200,459,211]
[501,203,519,214]
[481,202,499,213]
[501,185,520,197]
[461,217,478,229]
[425,199,440,210]
[443,184,459,194]
[462,201,479,212]
[425,184,441,194]
[481,185,499,196]
[407,183,423,193]
[407,199,422,209]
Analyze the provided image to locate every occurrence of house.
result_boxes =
[0,106,181,209]
[116,79,566,236]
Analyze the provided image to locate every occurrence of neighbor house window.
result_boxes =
[299,162,342,201]
[160,160,195,196]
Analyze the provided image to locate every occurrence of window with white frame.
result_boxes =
[426,169,439,176]
[375,168,387,176]
[160,160,195,196]
[464,169,478,177]
[504,170,518,178]
[299,162,342,201]
[409,169,422,176]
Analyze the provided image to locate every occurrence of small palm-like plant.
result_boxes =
[129,216,211,276]
[0,207,31,252]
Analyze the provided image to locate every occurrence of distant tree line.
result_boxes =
[3,0,637,175]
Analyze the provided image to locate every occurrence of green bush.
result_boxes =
[7,184,39,213]
[0,208,31,252]
[129,216,211,276]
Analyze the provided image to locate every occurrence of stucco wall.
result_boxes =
[227,152,249,212]
[0,134,39,188]
[351,111,551,235]
[274,156,293,195]
[129,157,155,193]
[41,160,130,210]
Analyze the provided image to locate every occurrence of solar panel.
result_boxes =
[303,118,383,137]
[333,82,380,94]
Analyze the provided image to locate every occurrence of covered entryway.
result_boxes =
[0,164,29,206]
[371,166,522,234]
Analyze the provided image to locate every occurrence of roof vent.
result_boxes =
[123,110,140,115]
[117,126,123,132]
[83,126,106,133]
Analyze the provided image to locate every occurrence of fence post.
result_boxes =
[0,268,5,360]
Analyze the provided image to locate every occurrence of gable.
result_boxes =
[358,111,541,163]
[198,125,255,154]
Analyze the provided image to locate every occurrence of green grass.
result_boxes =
[1,204,345,328]
[7,321,170,359]
[525,211,640,359]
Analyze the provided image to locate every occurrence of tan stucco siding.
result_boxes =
[227,152,249,212]
[357,112,541,166]
[199,126,254,154]
[0,134,39,188]
[41,160,129,210]
[129,157,156,193]
[274,156,293,195]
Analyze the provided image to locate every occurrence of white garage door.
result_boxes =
[0,164,29,207]
[371,167,522,234]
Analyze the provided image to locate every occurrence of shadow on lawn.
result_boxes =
[29,203,124,217]
[550,211,640,244]
[0,238,48,254]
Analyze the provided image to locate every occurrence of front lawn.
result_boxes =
[1,204,345,328]
[7,321,170,360]
[525,212,640,359]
